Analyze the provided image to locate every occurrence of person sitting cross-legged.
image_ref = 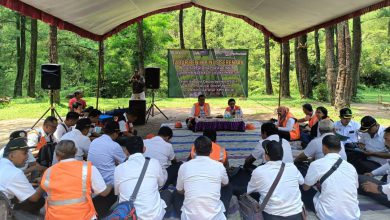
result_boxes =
[247,140,305,220]
[173,136,229,220]
[115,136,170,220]
[276,106,301,141]
[41,140,112,220]
[303,135,360,220]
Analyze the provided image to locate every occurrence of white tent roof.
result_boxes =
[1,0,388,42]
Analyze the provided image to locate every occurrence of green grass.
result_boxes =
[0,88,389,126]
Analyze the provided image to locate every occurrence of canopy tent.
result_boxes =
[0,0,389,43]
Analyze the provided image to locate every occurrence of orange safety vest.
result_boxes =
[308,115,318,128]
[225,105,241,112]
[279,112,300,140]
[41,161,96,220]
[190,142,227,163]
[194,103,210,117]
[29,130,48,150]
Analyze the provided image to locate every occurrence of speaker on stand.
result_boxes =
[144,67,168,123]
[31,64,63,128]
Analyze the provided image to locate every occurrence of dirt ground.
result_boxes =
[0,103,388,146]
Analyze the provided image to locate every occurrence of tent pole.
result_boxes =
[96,40,104,109]
[278,43,282,107]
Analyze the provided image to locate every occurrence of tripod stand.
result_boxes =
[31,90,63,129]
[146,89,168,123]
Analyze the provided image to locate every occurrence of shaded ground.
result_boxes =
[0,103,388,146]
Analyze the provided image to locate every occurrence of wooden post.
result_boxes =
[278,43,282,107]
[96,40,104,109]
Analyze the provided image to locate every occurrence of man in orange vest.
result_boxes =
[188,129,229,168]
[27,116,58,151]
[186,94,211,130]
[276,106,300,141]
[225,98,243,118]
[41,140,112,220]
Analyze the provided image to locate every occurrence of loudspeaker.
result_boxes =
[129,100,146,125]
[41,64,61,90]
[145,67,160,89]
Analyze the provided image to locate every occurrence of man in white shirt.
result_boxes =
[118,109,138,136]
[174,136,229,220]
[53,111,79,140]
[115,136,169,220]
[334,108,360,146]
[350,116,388,174]
[359,126,390,208]
[0,138,45,214]
[88,120,126,217]
[144,126,180,188]
[303,135,360,220]
[52,118,92,164]
[295,119,347,162]
[245,122,293,168]
[247,140,304,219]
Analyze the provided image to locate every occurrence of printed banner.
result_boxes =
[168,49,248,98]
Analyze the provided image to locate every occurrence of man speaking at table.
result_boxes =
[186,94,211,130]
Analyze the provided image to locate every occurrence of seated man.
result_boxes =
[295,119,347,163]
[53,111,79,140]
[303,135,360,220]
[224,98,243,118]
[334,108,360,147]
[298,104,318,146]
[358,126,390,208]
[186,94,210,130]
[276,106,300,141]
[245,122,293,168]
[174,136,229,220]
[144,126,180,187]
[189,129,229,168]
[52,118,92,164]
[349,116,388,174]
[0,138,45,215]
[247,140,304,220]
[115,136,168,219]
[68,90,86,111]
[87,109,103,140]
[41,140,112,220]
[88,120,126,217]
[117,109,138,136]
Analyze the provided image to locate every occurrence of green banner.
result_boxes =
[168,49,248,98]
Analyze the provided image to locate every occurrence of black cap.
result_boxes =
[9,130,27,140]
[104,120,120,133]
[360,116,377,132]
[339,108,353,118]
[3,138,32,155]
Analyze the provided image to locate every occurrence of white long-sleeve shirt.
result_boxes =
[278,118,295,132]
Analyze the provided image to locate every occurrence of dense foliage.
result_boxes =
[0,7,388,99]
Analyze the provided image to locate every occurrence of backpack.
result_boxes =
[104,158,150,220]
[36,142,56,167]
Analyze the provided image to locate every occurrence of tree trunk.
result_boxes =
[297,35,312,98]
[28,18,38,97]
[264,35,273,95]
[351,17,361,98]
[294,38,303,96]
[137,21,145,76]
[96,41,104,109]
[281,41,290,98]
[334,21,353,109]
[201,9,207,49]
[49,25,60,103]
[14,14,26,97]
[315,30,321,83]
[325,27,337,106]
[179,9,185,49]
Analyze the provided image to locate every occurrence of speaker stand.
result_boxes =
[146,90,168,123]
[31,90,63,129]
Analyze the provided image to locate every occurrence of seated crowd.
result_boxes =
[0,99,389,220]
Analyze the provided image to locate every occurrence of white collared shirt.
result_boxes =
[0,158,35,201]
[382,183,390,200]
[87,134,126,185]
[176,156,228,220]
[304,153,360,220]
[251,134,293,163]
[277,118,295,132]
[143,136,175,169]
[360,126,388,165]
[0,147,35,171]
[371,160,390,184]
[27,128,57,147]
[52,129,91,165]
[304,133,347,160]
[247,161,304,216]
[119,113,133,133]
[334,120,360,144]
[114,153,167,220]
[54,122,72,141]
